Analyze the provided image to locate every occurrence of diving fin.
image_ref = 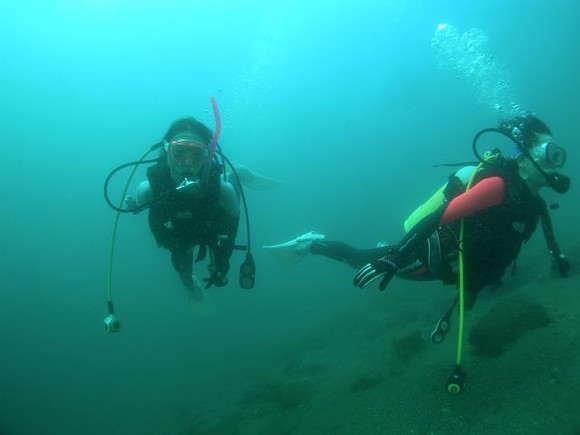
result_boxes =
[187,275,216,318]
[231,162,282,190]
[263,231,325,264]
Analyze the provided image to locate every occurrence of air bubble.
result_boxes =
[431,24,524,119]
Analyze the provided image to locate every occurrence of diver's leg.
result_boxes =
[264,232,391,267]
[171,248,194,288]
[171,248,215,317]
[310,240,389,269]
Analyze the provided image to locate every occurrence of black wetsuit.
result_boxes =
[311,164,558,308]
[146,160,239,288]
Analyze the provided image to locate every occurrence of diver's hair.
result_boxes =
[498,112,552,149]
[163,117,213,145]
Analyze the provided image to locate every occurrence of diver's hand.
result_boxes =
[204,262,230,289]
[124,195,140,214]
[354,252,400,290]
[551,251,570,277]
[203,271,229,289]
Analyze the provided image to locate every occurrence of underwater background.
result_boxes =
[1,0,579,434]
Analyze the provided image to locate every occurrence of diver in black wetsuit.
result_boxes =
[264,113,571,310]
[135,118,240,295]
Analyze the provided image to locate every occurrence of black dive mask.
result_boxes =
[519,147,570,194]
[514,140,570,194]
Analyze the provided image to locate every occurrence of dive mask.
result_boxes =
[536,141,566,169]
[528,141,569,193]
[167,140,209,166]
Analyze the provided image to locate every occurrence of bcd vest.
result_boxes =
[146,159,223,253]
[442,162,543,290]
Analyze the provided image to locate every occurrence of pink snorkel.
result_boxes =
[208,96,221,162]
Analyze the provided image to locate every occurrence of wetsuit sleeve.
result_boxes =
[391,176,505,261]
[212,214,240,276]
[439,176,506,225]
[212,182,240,276]
[538,197,570,276]
[538,197,559,251]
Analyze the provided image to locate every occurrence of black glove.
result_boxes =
[203,273,228,289]
[204,264,229,289]
[124,195,141,214]
[551,251,570,277]
[354,213,436,290]
[354,251,400,290]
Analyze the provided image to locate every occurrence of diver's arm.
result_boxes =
[538,198,570,276]
[135,181,153,207]
[439,176,505,225]
[207,181,241,286]
[367,177,505,268]
[355,176,505,289]
[355,207,444,289]
[215,181,240,271]
[217,181,240,215]
[123,181,152,213]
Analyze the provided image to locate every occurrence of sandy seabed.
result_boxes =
[103,242,580,435]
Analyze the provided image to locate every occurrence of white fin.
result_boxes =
[187,276,216,318]
[231,162,282,190]
[263,231,325,264]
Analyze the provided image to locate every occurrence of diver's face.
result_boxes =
[518,134,568,192]
[166,135,209,181]
[528,134,567,172]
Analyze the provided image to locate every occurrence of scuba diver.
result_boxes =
[264,112,571,331]
[137,117,239,300]
[104,106,281,318]
[265,112,571,392]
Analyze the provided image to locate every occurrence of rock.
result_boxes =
[469,294,552,358]
[392,330,427,363]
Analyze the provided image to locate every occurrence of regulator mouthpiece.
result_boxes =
[547,172,570,194]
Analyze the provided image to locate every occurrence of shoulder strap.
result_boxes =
[204,161,223,202]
